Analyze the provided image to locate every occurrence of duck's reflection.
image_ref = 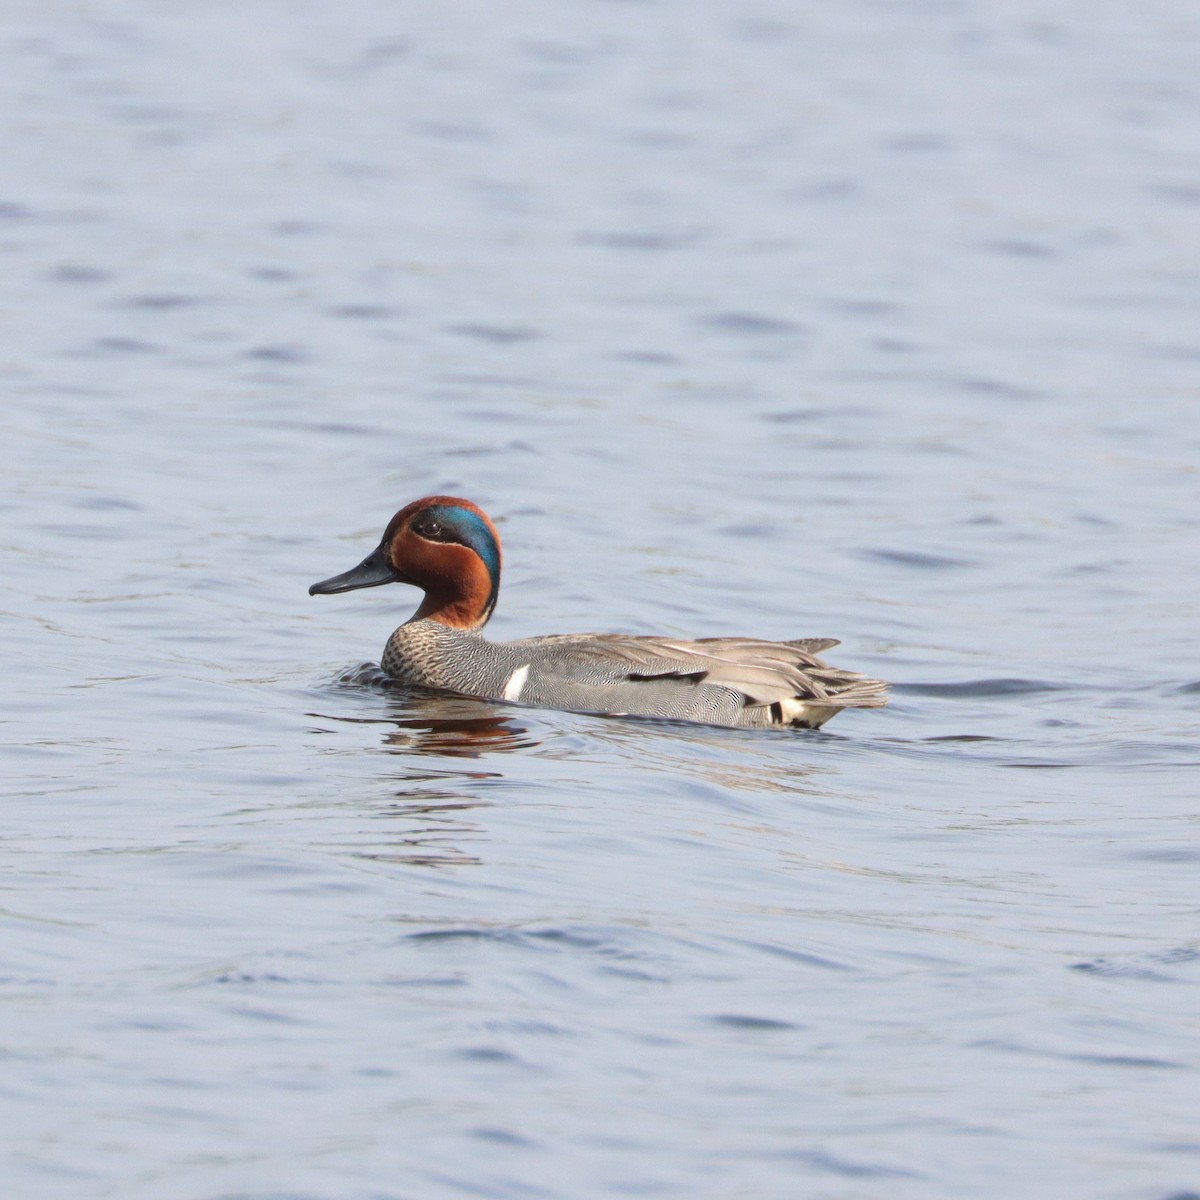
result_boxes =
[354,788,487,868]
[311,681,538,868]
[381,703,535,759]
[328,664,538,759]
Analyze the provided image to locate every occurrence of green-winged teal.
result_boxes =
[310,496,888,730]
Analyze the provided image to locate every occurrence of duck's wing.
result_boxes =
[527,633,888,711]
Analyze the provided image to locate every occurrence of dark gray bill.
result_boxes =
[309,544,402,595]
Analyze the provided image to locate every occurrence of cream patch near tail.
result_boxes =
[776,697,840,729]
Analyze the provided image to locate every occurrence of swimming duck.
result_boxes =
[309,496,888,730]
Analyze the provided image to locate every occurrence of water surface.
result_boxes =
[3,2,1199,1198]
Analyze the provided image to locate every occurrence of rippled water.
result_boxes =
[4,2,1200,1197]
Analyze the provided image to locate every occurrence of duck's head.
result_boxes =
[309,496,502,630]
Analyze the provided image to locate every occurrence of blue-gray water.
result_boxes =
[3,3,1199,1198]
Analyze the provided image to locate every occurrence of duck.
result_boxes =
[309,496,888,730]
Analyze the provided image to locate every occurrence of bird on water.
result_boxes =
[310,496,888,730]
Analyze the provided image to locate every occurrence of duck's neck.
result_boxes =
[413,595,489,631]
[412,570,495,631]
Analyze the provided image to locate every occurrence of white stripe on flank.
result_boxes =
[502,664,530,702]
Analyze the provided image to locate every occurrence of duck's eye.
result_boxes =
[416,519,444,540]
